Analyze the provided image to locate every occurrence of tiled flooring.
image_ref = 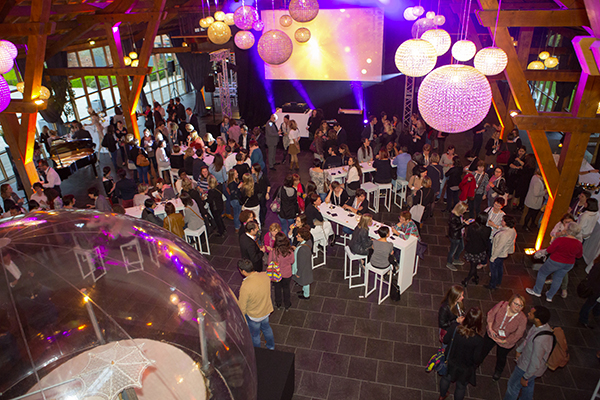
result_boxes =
[45,107,600,400]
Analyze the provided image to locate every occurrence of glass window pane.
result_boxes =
[85,76,98,92]
[112,86,121,107]
[78,50,94,67]
[98,76,110,89]
[92,47,106,67]
[88,92,102,113]
[101,88,115,109]
[104,46,113,67]
[77,98,91,119]
[67,53,79,67]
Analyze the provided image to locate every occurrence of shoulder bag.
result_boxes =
[426,327,457,376]
[410,191,425,223]
[270,187,282,213]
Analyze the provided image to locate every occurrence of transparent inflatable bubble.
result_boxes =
[0,210,256,400]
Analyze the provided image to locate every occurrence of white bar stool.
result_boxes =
[312,238,327,269]
[170,168,179,193]
[360,262,393,305]
[361,182,379,213]
[394,179,408,208]
[344,246,368,289]
[375,182,392,212]
[158,165,172,182]
[185,226,211,255]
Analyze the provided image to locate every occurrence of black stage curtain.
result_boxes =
[169,33,211,116]
[234,44,272,129]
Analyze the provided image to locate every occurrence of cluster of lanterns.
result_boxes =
[394,5,504,133]
[527,51,559,70]
[123,51,139,67]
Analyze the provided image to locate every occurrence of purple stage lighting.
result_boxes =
[290,81,315,109]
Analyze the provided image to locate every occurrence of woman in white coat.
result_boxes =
[523,169,546,231]
[579,198,599,242]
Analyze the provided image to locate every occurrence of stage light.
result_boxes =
[89,40,96,46]
[34,99,45,105]
[280,14,293,27]
[404,7,418,21]
[295,27,311,43]
[182,41,188,47]
[0,48,14,74]
[434,15,446,26]
[0,40,17,59]
[258,29,293,65]
[208,21,232,45]
[394,39,437,77]
[234,30,255,50]
[289,0,319,23]
[366,58,372,64]
[527,60,544,70]
[0,76,10,113]
[538,51,550,60]
[39,86,51,100]
[344,46,350,53]
[452,40,476,61]
[214,11,226,21]
[224,13,235,25]
[510,111,519,117]
[417,64,492,133]
[421,29,451,56]
[253,20,265,31]
[474,47,508,76]
[544,56,559,68]
[234,5,259,30]
[123,56,132,66]
[361,69,367,74]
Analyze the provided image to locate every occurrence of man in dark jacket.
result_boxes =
[175,97,186,123]
[141,198,163,226]
[334,122,347,147]
[579,262,600,328]
[239,221,265,272]
[186,108,200,133]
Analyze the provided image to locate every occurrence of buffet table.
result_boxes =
[318,203,418,294]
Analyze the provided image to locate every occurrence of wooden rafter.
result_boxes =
[476,9,590,27]
[45,22,98,59]
[45,66,153,77]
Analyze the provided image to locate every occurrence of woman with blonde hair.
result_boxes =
[446,202,473,271]
[288,119,300,171]
[348,213,373,256]
[241,172,260,227]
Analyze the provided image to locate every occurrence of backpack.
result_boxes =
[136,152,150,167]
[266,261,282,282]
[534,327,569,370]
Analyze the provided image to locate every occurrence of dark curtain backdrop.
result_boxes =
[169,33,211,116]
[40,52,68,125]
[234,43,272,129]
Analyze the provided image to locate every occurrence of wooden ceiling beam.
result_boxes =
[2,99,47,114]
[152,47,192,54]
[45,66,153,77]
[517,27,534,69]
[0,21,55,36]
[45,22,98,59]
[488,70,581,81]
[511,114,600,131]
[7,3,111,17]
[476,9,590,27]
[78,12,162,25]
[0,0,17,23]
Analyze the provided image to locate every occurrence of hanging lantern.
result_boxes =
[207,21,232,45]
[544,56,559,68]
[224,13,235,26]
[205,16,215,25]
[129,51,138,60]
[394,39,438,77]
[199,18,211,28]
[538,51,550,60]
[412,6,425,16]
[16,82,25,93]
[403,7,417,21]
[452,40,476,61]
[421,29,451,56]
[433,15,446,26]
[412,17,436,38]
[426,11,436,19]
[473,47,508,75]
[295,27,311,43]
[257,29,293,65]
[0,76,10,113]
[527,60,544,70]
[234,31,255,50]
[234,6,259,30]
[289,0,319,23]
[417,64,492,133]
[214,11,226,21]
[131,59,140,67]
[253,20,265,31]
[0,47,14,74]
[280,14,293,27]
[123,56,132,66]
[0,40,18,59]
[39,86,51,100]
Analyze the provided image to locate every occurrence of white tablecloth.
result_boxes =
[318,203,418,294]
[325,162,376,183]
[274,110,311,138]
[125,198,184,219]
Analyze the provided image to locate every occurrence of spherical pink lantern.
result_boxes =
[258,29,293,65]
[412,5,425,16]
[289,0,319,23]
[403,7,417,21]
[0,40,18,59]
[234,5,259,30]
[417,64,492,133]
[280,14,293,27]
[234,30,255,50]
[294,27,311,43]
[452,40,477,61]
[0,47,14,74]
[474,47,508,76]
[411,17,436,38]
[253,20,265,31]
[0,76,11,113]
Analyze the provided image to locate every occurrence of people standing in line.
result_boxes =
[461,212,492,287]
[438,307,484,400]
[253,163,271,227]
[446,202,473,272]
[479,295,527,381]
[485,215,517,291]
[426,153,444,202]
[237,258,275,350]
[265,114,280,170]
[502,306,553,400]
[207,175,226,237]
[269,232,295,310]
[293,226,313,300]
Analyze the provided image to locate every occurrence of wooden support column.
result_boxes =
[0,115,38,197]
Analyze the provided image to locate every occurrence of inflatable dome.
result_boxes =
[0,210,256,400]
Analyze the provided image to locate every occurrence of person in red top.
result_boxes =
[526,222,583,302]
[459,171,476,203]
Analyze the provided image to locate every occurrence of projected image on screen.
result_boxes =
[260,8,384,82]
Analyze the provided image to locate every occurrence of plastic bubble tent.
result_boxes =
[0,210,257,400]
[417,64,492,133]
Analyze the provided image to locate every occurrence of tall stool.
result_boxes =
[158,165,172,183]
[185,226,211,255]
[394,179,409,208]
[360,263,393,305]
[344,246,368,289]
[312,238,327,269]
[170,168,179,193]
[361,182,379,213]
[375,182,392,212]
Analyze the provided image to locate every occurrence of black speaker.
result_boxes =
[205,75,215,92]
[167,60,175,76]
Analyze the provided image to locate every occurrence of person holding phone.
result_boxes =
[446,202,473,272]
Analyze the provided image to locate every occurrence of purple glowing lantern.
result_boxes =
[0,47,14,74]
[258,29,293,65]
[0,76,11,113]
[233,5,259,30]
[252,20,265,31]
[0,40,18,59]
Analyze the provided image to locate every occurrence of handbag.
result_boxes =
[270,187,282,213]
[266,261,282,282]
[410,193,425,223]
[426,328,457,376]
[416,241,428,259]
[136,153,150,167]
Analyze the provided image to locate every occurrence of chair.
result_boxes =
[375,182,392,212]
[312,238,327,269]
[158,165,172,182]
[185,225,211,255]
[393,179,409,209]
[361,182,379,213]
[344,246,368,289]
[360,263,393,305]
